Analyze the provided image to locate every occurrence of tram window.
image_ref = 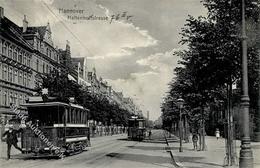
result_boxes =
[67,109,71,123]
[139,121,144,128]
[72,108,76,124]
[78,110,80,124]
[81,111,84,123]
[27,106,65,126]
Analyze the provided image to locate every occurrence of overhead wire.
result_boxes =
[40,0,96,67]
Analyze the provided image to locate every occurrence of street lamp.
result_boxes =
[239,0,253,167]
[177,97,184,152]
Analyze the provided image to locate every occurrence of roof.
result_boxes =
[22,102,89,111]
[22,102,70,107]
[71,57,85,68]
[128,118,145,121]
[24,26,47,40]
[0,17,33,50]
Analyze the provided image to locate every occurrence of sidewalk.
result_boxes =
[168,136,260,168]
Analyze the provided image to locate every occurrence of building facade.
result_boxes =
[0,8,34,130]
[0,7,61,139]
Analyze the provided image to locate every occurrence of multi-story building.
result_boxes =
[71,57,90,87]
[21,15,60,85]
[0,7,34,131]
[111,90,124,106]
[87,68,100,94]
[0,7,61,138]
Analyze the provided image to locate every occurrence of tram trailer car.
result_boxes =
[21,99,90,157]
[127,118,146,141]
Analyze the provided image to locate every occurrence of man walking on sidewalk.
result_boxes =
[2,126,23,160]
[192,132,198,151]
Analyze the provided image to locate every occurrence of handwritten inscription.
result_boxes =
[58,8,133,24]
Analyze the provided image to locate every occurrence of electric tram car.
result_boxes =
[127,117,146,141]
[21,97,90,157]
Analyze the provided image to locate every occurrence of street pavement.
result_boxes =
[2,130,260,168]
[0,132,175,168]
[168,135,260,168]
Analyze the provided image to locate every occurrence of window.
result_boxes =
[19,94,22,105]
[27,56,31,67]
[13,49,18,61]
[23,73,27,86]
[18,71,22,85]
[14,69,18,84]
[36,59,39,71]
[46,64,49,73]
[14,93,18,106]
[3,65,7,81]
[46,48,49,56]
[24,54,27,65]
[3,91,7,106]
[0,40,2,55]
[0,89,1,106]
[18,51,23,63]
[2,43,7,56]
[9,92,13,105]
[9,67,12,82]
[27,75,31,87]
[9,46,13,58]
[43,63,45,73]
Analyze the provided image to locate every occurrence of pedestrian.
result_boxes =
[192,133,198,151]
[148,129,152,140]
[215,128,220,140]
[2,126,23,160]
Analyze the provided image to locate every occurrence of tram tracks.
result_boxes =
[59,139,133,165]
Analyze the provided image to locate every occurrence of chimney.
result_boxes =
[23,15,28,33]
[0,7,4,19]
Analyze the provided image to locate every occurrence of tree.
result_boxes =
[162,0,260,157]
[36,71,132,127]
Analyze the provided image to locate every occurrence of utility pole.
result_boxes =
[200,106,206,151]
[224,81,237,166]
[255,1,260,142]
[239,0,254,167]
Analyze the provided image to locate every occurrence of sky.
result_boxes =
[0,0,207,120]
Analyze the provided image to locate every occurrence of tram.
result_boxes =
[127,117,146,141]
[21,97,90,157]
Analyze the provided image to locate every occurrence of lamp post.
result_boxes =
[254,0,260,142]
[177,97,184,152]
[239,0,254,167]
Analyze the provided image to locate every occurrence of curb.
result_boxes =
[164,134,184,168]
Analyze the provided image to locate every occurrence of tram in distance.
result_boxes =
[127,117,146,141]
[21,97,90,157]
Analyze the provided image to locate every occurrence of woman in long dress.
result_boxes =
[215,128,220,140]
